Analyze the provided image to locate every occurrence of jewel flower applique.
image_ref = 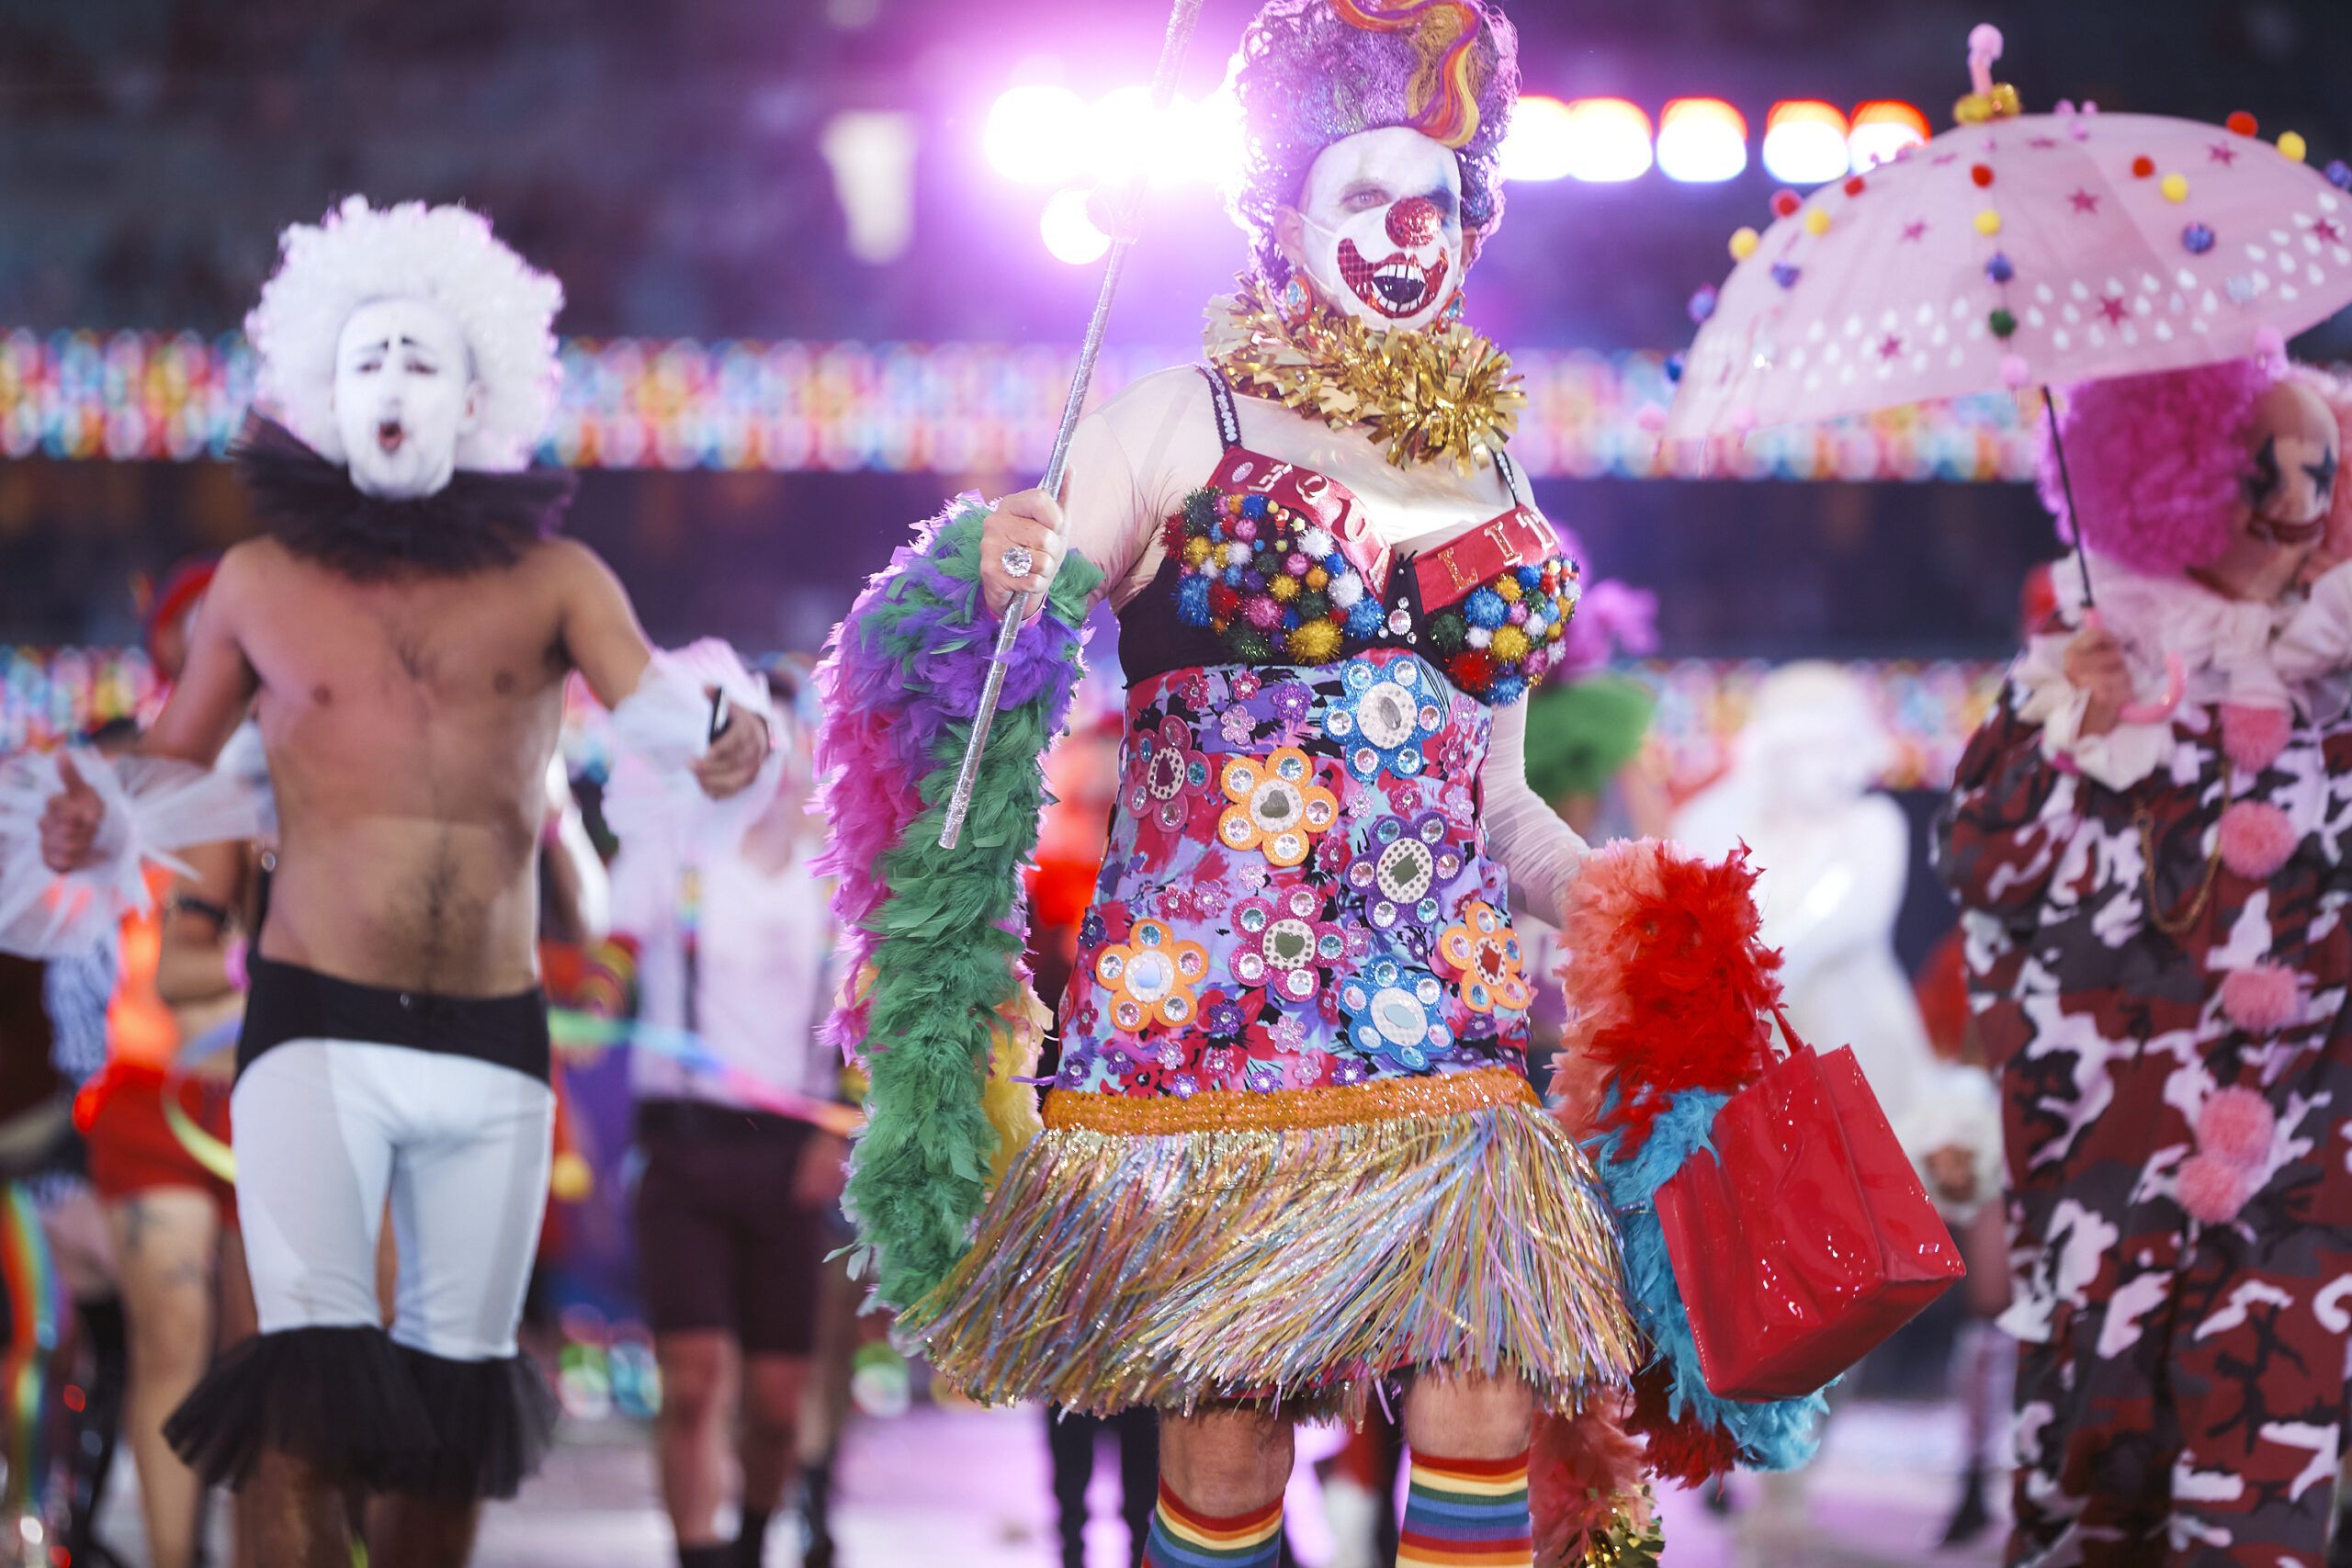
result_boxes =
[1231,885,1350,1003]
[1092,918,1211,1032]
[1125,716,1212,830]
[1436,899,1530,1013]
[1337,957,1456,1072]
[1324,657,1445,781]
[1344,810,1470,931]
[1216,747,1340,867]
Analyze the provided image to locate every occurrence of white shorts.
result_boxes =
[233,1040,554,1359]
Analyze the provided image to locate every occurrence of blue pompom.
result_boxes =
[2330,159,2352,191]
[1486,673,1526,706]
[1515,564,1543,592]
[1984,252,2015,284]
[1324,551,1349,575]
[1240,494,1269,519]
[1664,354,1685,385]
[1176,574,1215,626]
[1464,586,1510,629]
[1225,566,1247,586]
[1345,599,1385,638]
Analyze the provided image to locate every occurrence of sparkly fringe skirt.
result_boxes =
[897,1066,1637,1420]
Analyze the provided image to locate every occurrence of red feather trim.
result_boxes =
[1629,1364,1739,1487]
[1531,1397,1655,1566]
[1548,838,1784,1149]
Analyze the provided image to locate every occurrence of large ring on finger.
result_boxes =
[1000,544,1036,581]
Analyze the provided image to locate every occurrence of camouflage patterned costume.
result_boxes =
[1939,678,2352,1567]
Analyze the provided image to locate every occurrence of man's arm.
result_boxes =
[142,549,263,766]
[40,551,261,873]
[552,541,767,796]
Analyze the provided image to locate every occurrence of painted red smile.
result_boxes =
[1337,239,1450,320]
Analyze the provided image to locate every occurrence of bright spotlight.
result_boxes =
[1165,86,1247,188]
[1657,98,1747,183]
[1040,188,1111,265]
[1849,100,1930,169]
[1761,100,1851,186]
[985,85,1087,185]
[1556,98,1655,183]
[1500,95,1577,181]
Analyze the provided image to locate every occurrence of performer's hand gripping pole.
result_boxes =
[936,0,1205,851]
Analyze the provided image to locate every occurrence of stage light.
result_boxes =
[984,85,1087,185]
[1849,100,1929,168]
[1761,100,1851,186]
[1499,95,1577,181]
[1657,98,1747,183]
[1165,86,1246,187]
[1548,98,1655,183]
[1040,188,1111,265]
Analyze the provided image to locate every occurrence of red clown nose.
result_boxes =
[1385,195,1442,247]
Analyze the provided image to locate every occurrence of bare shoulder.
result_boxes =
[529,536,625,593]
[1097,364,1213,433]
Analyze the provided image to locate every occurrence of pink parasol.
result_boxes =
[1663,31,2352,446]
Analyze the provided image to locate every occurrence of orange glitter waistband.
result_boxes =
[1041,1066,1538,1136]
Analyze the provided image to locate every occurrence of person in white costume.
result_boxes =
[16,197,772,1568]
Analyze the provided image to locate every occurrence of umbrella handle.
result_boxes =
[2081,608,2188,724]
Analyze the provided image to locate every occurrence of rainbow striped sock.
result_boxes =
[1396,1450,1533,1567]
[1137,1481,1283,1566]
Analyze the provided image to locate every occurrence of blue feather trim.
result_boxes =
[1589,1089,1828,1472]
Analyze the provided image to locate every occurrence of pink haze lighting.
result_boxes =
[985,85,1088,185]
[1656,98,1747,183]
[1849,100,1930,168]
[1761,100,1851,185]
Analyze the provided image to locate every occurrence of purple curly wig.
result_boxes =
[1225,0,1519,286]
[2037,359,2278,575]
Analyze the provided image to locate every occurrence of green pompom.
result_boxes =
[1429,610,1469,653]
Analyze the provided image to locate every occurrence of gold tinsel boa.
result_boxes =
[895,1066,1636,1421]
[1203,274,1528,475]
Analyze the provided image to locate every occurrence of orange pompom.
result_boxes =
[2132,154,2156,178]
[1971,163,1995,187]
[2226,110,2257,137]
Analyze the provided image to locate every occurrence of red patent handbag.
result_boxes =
[1653,1018,1967,1401]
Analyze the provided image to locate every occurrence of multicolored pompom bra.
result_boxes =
[1163,367,1577,706]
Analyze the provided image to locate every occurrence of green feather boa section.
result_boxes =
[821,498,1102,1311]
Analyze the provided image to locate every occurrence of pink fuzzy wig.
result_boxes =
[2037,358,2277,576]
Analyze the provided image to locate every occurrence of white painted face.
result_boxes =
[1280,126,1466,332]
[331,297,481,499]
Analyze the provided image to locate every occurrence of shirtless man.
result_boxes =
[33,197,768,1568]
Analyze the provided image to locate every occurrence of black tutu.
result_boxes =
[164,1325,558,1502]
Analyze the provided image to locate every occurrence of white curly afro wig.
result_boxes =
[247,196,563,473]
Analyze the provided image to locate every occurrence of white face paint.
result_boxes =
[1283,126,1465,332]
[331,297,481,499]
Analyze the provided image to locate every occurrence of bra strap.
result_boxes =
[1196,365,1243,453]
[1493,446,1530,510]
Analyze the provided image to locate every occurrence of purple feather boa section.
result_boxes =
[811,493,1091,1055]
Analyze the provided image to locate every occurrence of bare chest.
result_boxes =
[243,570,569,749]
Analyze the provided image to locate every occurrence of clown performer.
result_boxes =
[1939,356,2352,1567]
[821,4,1637,1565]
[8,197,774,1568]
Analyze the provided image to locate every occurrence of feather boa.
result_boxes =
[812,494,1101,1310]
[1531,1398,1662,1566]
[1551,838,1826,1485]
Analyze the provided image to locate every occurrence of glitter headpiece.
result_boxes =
[1226,0,1519,285]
